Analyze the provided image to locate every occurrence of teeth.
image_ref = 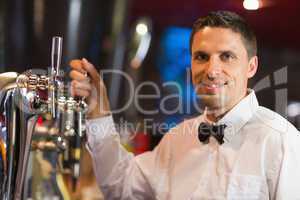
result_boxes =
[201,83,226,88]
[207,84,220,88]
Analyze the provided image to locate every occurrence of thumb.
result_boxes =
[81,58,101,83]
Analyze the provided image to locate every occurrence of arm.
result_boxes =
[86,115,174,199]
[275,127,300,199]
[86,116,155,199]
[69,59,154,199]
[265,126,300,200]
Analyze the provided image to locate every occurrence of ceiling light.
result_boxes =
[243,0,260,10]
[136,23,148,35]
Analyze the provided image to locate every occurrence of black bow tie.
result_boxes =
[198,122,227,145]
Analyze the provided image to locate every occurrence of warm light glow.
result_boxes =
[243,0,260,10]
[136,23,148,35]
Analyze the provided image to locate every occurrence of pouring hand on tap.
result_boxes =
[69,58,111,119]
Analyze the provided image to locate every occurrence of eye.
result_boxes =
[193,52,209,62]
[220,52,236,62]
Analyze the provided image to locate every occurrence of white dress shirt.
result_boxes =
[86,90,300,200]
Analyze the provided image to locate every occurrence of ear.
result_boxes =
[247,56,258,78]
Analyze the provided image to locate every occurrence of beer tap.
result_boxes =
[0,36,88,199]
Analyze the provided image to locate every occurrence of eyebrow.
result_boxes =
[219,50,238,58]
[192,50,238,57]
[192,50,209,56]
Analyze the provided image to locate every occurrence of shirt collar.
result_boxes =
[203,89,259,135]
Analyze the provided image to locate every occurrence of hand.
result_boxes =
[69,58,111,119]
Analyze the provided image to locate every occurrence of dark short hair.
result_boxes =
[190,11,257,59]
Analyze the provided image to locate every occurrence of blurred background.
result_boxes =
[0,0,300,199]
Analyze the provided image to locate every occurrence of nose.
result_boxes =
[206,57,222,81]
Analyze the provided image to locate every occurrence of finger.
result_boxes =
[69,70,89,81]
[81,58,101,82]
[72,80,92,91]
[69,59,86,73]
[71,87,91,98]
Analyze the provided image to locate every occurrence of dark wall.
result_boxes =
[0,0,4,71]
[3,0,114,73]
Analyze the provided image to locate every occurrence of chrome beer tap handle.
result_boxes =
[49,36,63,119]
[76,99,88,138]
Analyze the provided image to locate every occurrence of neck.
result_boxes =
[205,107,228,122]
[205,90,248,122]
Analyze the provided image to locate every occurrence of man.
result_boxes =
[69,11,300,199]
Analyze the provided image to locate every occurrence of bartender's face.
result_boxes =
[191,27,258,111]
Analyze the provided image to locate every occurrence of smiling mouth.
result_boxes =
[200,81,228,88]
[198,81,229,94]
